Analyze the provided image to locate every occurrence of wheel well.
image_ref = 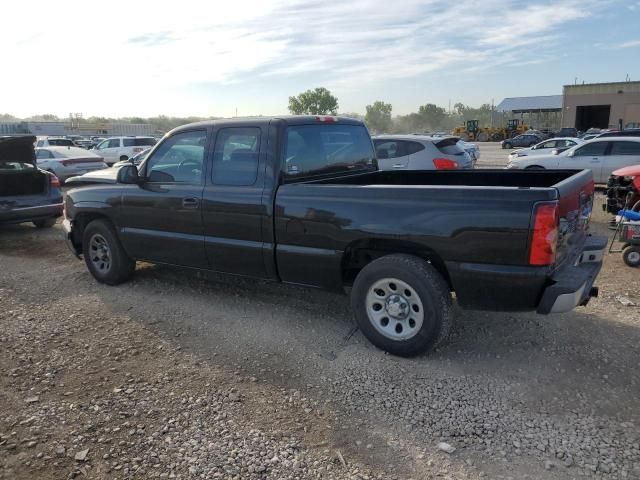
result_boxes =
[525,165,544,170]
[71,213,112,252]
[341,239,452,290]
[119,155,128,161]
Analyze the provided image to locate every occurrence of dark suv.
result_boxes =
[501,133,542,149]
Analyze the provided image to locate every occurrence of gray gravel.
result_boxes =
[1,201,639,480]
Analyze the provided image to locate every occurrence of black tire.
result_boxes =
[503,142,512,149]
[119,155,128,162]
[525,165,545,170]
[623,246,640,267]
[82,219,135,285]
[33,217,57,228]
[351,254,453,357]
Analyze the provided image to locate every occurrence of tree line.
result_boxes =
[1,86,502,135]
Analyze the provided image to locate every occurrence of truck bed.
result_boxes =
[275,169,595,311]
[313,169,582,189]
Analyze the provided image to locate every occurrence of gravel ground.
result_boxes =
[1,193,639,480]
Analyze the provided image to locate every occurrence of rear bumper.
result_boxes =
[0,202,63,224]
[62,218,81,258]
[536,235,607,314]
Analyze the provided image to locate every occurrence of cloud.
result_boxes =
[620,39,640,48]
[0,0,610,116]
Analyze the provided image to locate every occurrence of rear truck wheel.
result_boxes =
[351,254,453,357]
[503,142,512,149]
[525,165,544,170]
[623,246,640,267]
[33,217,57,228]
[82,219,135,285]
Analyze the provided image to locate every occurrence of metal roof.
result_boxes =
[496,95,563,113]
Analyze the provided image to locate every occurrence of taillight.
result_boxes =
[432,158,459,170]
[315,116,338,123]
[529,202,559,265]
[50,175,61,188]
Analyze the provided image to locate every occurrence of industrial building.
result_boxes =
[562,81,640,131]
[496,95,563,129]
[0,121,155,137]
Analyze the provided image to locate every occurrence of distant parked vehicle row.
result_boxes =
[506,137,640,183]
[508,137,583,162]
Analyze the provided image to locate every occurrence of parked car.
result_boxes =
[35,146,108,183]
[458,139,480,164]
[74,139,93,149]
[373,135,473,170]
[0,136,63,228]
[506,137,640,183]
[508,137,584,161]
[604,164,640,217]
[93,136,157,166]
[35,136,75,148]
[62,116,605,357]
[556,127,579,138]
[597,129,640,138]
[501,133,542,149]
[581,133,600,141]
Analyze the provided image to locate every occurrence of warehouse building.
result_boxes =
[496,95,563,129]
[562,81,640,131]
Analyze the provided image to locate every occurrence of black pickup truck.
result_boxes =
[63,116,606,356]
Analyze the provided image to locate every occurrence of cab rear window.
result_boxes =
[284,124,375,180]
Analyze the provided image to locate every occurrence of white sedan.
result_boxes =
[35,147,108,183]
[508,137,583,162]
[506,137,640,183]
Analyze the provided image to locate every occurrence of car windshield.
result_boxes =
[48,139,74,146]
[123,137,157,147]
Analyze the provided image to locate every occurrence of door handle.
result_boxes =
[182,197,199,209]
[392,164,405,168]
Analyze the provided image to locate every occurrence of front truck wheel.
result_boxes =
[351,254,453,357]
[82,219,135,285]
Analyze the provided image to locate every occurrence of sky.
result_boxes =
[3,0,640,119]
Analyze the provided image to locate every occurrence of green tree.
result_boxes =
[288,87,338,115]
[364,101,393,134]
[417,103,447,130]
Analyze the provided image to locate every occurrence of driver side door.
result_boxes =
[118,129,209,267]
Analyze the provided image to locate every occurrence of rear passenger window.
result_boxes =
[211,127,260,186]
[406,141,425,155]
[374,140,407,159]
[123,138,157,147]
[610,141,640,155]
[435,138,465,155]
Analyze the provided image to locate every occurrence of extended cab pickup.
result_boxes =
[63,116,606,356]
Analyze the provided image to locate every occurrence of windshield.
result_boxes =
[123,137,157,147]
[284,124,375,180]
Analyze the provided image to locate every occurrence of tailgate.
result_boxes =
[553,169,595,268]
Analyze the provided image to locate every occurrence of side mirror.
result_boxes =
[566,150,575,158]
[116,164,140,184]
[550,149,559,155]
